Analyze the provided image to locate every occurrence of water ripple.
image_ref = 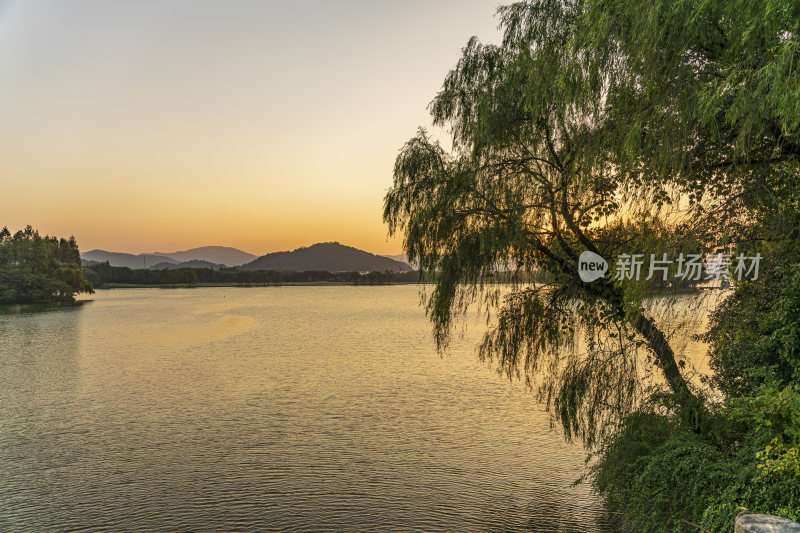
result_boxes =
[0,287,618,532]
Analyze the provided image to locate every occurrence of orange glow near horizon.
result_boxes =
[0,0,502,256]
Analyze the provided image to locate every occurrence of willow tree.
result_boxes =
[386,0,800,446]
[384,1,713,447]
[567,0,800,255]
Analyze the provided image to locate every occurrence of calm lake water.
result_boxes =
[0,286,620,532]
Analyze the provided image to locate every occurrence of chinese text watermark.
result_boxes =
[577,252,761,283]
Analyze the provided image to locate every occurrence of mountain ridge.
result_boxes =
[81,243,410,272]
[151,246,256,266]
[241,242,411,272]
[81,246,255,268]
[81,250,177,269]
[150,260,226,270]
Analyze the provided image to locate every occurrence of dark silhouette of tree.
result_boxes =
[385,0,800,447]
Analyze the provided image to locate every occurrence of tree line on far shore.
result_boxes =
[82,262,422,287]
[84,262,709,291]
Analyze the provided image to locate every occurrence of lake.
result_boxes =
[0,286,620,532]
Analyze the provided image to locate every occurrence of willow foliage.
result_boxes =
[385,0,800,447]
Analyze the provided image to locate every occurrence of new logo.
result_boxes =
[578,250,608,282]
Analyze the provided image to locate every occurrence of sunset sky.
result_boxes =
[0,0,502,256]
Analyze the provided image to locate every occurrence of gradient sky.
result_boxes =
[0,0,502,255]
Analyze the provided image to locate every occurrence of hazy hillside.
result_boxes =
[82,250,177,269]
[241,242,412,272]
[149,260,226,270]
[152,246,256,267]
[82,246,255,268]
[382,253,419,269]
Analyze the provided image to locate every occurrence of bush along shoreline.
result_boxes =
[592,252,800,531]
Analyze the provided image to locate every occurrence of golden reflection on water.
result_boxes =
[153,313,256,347]
[0,286,672,532]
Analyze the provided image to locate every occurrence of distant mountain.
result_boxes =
[81,246,256,268]
[150,260,226,270]
[382,253,407,263]
[152,246,256,267]
[82,250,177,269]
[382,253,419,269]
[241,242,412,272]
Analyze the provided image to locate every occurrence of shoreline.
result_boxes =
[99,281,424,289]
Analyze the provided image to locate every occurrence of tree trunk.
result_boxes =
[629,308,702,431]
[587,277,701,427]
[630,311,692,399]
